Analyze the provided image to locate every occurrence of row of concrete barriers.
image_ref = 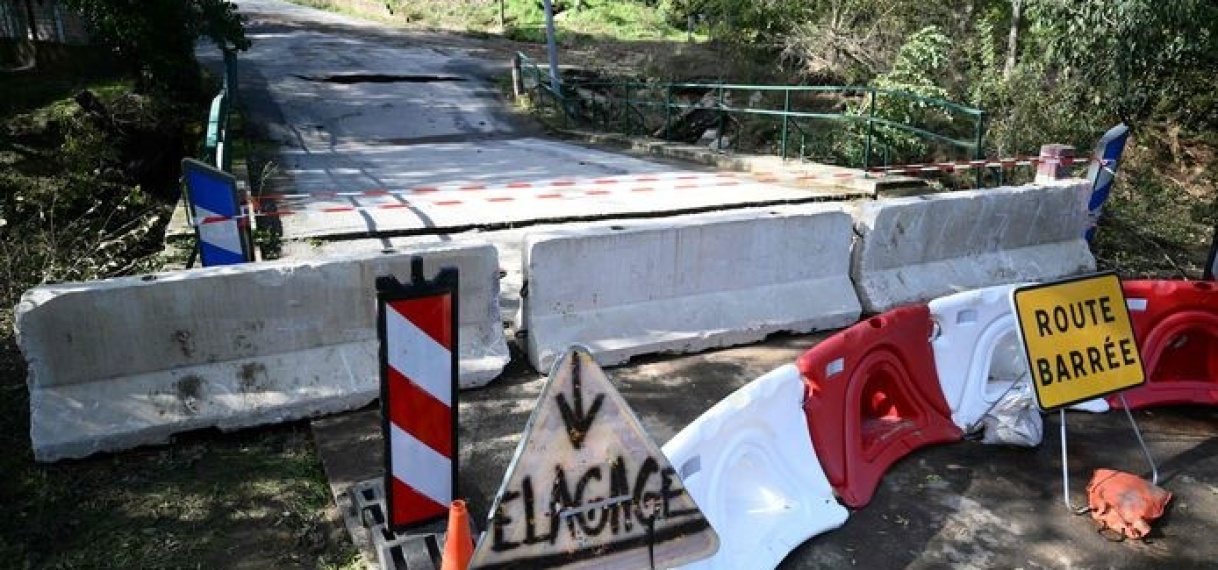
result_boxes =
[16,178,1094,461]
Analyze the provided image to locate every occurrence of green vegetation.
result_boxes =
[0,2,356,567]
[0,64,357,569]
[510,0,1218,276]
[291,0,696,43]
[63,0,249,94]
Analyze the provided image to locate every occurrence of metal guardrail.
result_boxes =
[514,52,986,170]
[202,49,238,171]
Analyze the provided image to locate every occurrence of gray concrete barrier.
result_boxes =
[521,205,862,372]
[850,181,1096,313]
[16,242,507,462]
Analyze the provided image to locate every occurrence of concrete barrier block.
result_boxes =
[522,205,861,372]
[16,242,507,461]
[851,181,1096,313]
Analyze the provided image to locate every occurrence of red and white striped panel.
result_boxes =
[385,295,454,528]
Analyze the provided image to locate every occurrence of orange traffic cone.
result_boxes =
[441,500,473,570]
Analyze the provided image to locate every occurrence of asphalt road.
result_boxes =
[227,2,1218,568]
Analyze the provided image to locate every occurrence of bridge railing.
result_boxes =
[515,52,986,170]
[201,49,238,171]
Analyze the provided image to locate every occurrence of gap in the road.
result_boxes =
[281,192,866,243]
[293,73,466,84]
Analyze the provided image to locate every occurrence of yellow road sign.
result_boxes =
[1011,272,1145,411]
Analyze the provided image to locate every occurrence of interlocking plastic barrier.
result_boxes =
[1110,280,1218,409]
[662,365,848,570]
[799,305,963,508]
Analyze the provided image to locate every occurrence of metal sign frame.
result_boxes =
[1010,272,1157,511]
[377,258,460,533]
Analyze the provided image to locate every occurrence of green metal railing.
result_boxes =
[515,52,986,171]
[202,49,238,171]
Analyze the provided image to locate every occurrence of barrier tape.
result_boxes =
[195,178,746,225]
[866,155,1105,177]
[254,171,741,201]
[193,155,1108,226]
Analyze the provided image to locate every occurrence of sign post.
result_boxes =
[377,259,459,532]
[1010,272,1158,511]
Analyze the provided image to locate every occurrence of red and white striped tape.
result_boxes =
[192,155,1109,225]
[197,177,747,223]
[255,171,742,201]
[384,294,454,528]
[865,155,1104,177]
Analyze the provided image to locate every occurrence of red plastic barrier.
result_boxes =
[799,305,962,508]
[1109,280,1218,409]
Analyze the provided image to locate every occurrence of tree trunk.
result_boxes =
[1004,0,1022,79]
[22,0,38,41]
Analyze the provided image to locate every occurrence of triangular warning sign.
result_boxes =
[469,346,719,570]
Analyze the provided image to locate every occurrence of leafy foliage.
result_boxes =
[1026,0,1217,126]
[0,81,188,317]
[62,0,250,94]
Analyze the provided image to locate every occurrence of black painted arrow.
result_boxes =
[556,354,604,450]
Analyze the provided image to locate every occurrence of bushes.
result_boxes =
[0,81,184,313]
[63,0,249,96]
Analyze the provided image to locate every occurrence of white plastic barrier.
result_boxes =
[930,284,1034,431]
[16,242,508,461]
[929,283,1108,434]
[851,181,1096,313]
[522,205,861,371]
[662,364,848,570]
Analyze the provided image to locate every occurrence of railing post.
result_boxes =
[864,88,876,174]
[974,111,986,187]
[624,83,632,135]
[664,85,673,139]
[780,89,790,161]
[974,112,986,160]
[511,53,523,99]
[716,85,726,150]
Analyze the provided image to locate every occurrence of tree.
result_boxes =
[63,0,250,95]
[1025,0,1217,125]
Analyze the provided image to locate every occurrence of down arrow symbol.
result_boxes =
[556,354,604,449]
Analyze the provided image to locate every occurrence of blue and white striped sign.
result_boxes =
[1083,124,1130,243]
[182,158,249,266]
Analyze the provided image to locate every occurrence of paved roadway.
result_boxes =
[227,2,1218,569]
[229,0,843,242]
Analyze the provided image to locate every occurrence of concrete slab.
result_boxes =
[850,180,1097,313]
[565,130,930,196]
[521,204,862,371]
[17,243,507,461]
[259,138,862,240]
